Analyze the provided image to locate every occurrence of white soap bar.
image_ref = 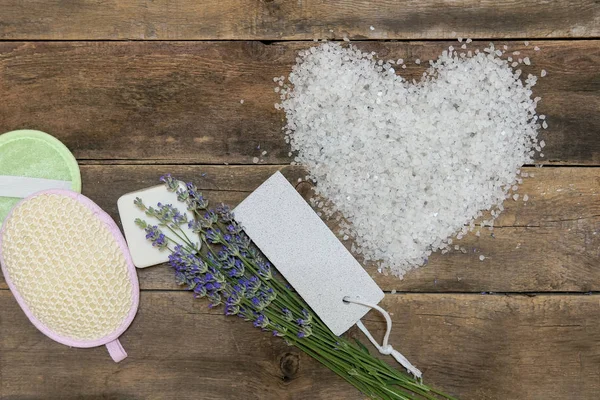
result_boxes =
[117,183,197,268]
[234,171,384,336]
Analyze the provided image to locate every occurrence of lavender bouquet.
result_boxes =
[134,175,457,400]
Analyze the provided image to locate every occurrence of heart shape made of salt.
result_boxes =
[279,42,543,277]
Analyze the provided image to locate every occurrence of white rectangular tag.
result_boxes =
[0,175,72,198]
[118,183,197,268]
[234,171,384,336]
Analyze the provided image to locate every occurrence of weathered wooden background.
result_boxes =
[0,1,599,399]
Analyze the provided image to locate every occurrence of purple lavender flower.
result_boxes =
[253,314,270,329]
[227,260,245,278]
[225,304,240,316]
[298,325,313,338]
[193,284,207,298]
[204,211,218,225]
[282,308,294,322]
[216,204,234,223]
[160,174,179,192]
[205,228,221,244]
[257,261,272,279]
[144,225,168,249]
[240,275,261,296]
[237,306,252,322]
[207,292,222,308]
[176,188,189,202]
[234,233,251,250]
[272,325,287,337]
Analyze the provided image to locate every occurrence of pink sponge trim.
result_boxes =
[0,189,139,352]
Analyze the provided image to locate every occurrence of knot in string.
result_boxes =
[343,295,422,380]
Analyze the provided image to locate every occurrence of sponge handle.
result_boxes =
[106,339,128,362]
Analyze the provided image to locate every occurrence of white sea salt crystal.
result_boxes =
[541,69,547,77]
[542,121,548,129]
[540,140,546,148]
[370,26,375,31]
[466,38,472,43]
[252,157,259,164]
[278,42,542,277]
[240,99,244,104]
[523,194,529,201]
[513,194,519,201]
[458,37,463,42]
[523,57,531,65]
[479,255,485,261]
[524,41,529,46]
[415,59,421,64]
[261,151,267,156]
[534,46,540,51]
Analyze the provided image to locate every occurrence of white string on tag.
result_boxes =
[0,175,72,198]
[343,296,422,380]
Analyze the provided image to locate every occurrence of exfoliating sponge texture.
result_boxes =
[0,131,81,223]
[1,194,133,341]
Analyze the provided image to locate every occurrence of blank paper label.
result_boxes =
[234,171,384,336]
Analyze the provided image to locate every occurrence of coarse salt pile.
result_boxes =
[277,42,544,277]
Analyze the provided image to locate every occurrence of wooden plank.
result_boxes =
[0,165,598,293]
[2,291,600,399]
[0,1,598,40]
[0,40,598,164]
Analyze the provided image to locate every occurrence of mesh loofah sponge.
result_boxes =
[0,130,81,225]
[0,190,139,362]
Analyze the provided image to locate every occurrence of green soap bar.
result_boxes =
[0,130,81,223]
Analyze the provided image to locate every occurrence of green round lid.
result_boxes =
[0,130,81,223]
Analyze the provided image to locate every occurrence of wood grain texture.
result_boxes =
[2,291,600,400]
[0,40,598,164]
[1,165,597,293]
[0,0,598,40]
